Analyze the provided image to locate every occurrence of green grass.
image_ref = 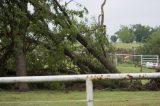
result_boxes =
[117,63,155,73]
[0,90,160,106]
[117,63,156,84]
[113,43,143,49]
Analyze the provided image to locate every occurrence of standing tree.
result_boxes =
[139,28,160,56]
[110,35,118,43]
[0,0,31,91]
[0,0,68,91]
[116,26,134,43]
[131,24,153,42]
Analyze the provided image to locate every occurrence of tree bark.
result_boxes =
[100,0,106,25]
[15,34,29,91]
[16,49,29,91]
[76,34,119,73]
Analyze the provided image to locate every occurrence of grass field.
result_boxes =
[0,90,160,106]
[113,42,143,49]
[117,63,155,73]
[117,63,155,84]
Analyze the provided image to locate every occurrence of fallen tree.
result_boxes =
[54,0,119,73]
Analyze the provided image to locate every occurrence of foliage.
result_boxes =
[131,24,153,42]
[110,35,117,42]
[116,26,134,43]
[0,0,87,74]
[138,28,160,56]
[115,24,154,43]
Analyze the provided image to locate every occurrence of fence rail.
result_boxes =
[114,54,159,67]
[0,73,160,106]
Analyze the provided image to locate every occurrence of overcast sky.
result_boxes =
[68,0,160,35]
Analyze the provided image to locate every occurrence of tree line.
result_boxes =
[110,25,160,56]
[111,24,160,43]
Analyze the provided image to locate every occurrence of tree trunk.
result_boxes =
[15,1,29,91]
[16,48,29,91]
[64,48,110,74]
[76,34,119,73]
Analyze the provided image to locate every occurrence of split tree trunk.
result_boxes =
[76,34,119,73]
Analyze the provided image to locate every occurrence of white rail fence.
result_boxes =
[114,54,159,67]
[0,73,160,106]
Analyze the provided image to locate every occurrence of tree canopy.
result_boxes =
[115,24,156,43]
[116,26,134,43]
[139,27,160,56]
[131,24,153,42]
[110,35,117,43]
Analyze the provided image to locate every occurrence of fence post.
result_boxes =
[157,55,159,66]
[115,53,117,66]
[86,78,93,106]
[140,55,142,66]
